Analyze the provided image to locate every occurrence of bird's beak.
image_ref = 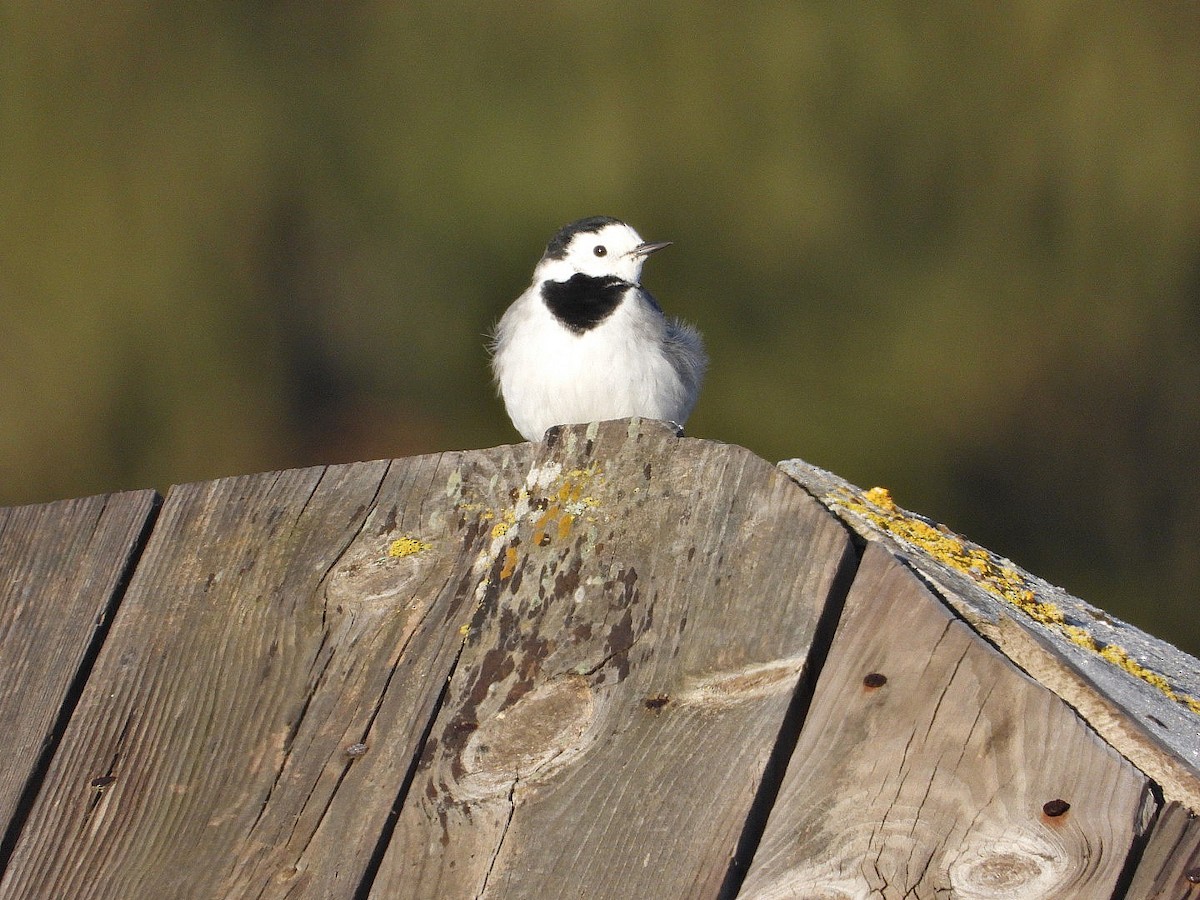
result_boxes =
[629,240,672,258]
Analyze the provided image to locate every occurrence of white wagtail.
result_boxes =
[491,216,707,442]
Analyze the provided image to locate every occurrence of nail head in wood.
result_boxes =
[1042,798,1070,818]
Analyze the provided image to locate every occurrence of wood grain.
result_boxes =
[738,542,1155,899]
[779,458,1200,808]
[0,446,534,899]
[1125,802,1200,899]
[3,428,1195,898]
[368,419,857,898]
[0,491,157,835]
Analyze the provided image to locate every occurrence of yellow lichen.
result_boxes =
[388,536,432,558]
[563,496,599,516]
[557,512,575,541]
[455,468,608,553]
[1062,625,1098,652]
[827,484,1198,718]
[499,545,519,581]
[833,485,1056,618]
[863,486,897,511]
[1099,644,1177,697]
[1005,589,1066,626]
[526,465,604,547]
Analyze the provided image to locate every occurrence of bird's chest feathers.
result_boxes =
[540,273,627,334]
[511,285,666,390]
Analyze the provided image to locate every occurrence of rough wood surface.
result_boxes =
[738,542,1155,899]
[368,420,857,898]
[2,425,1199,897]
[1125,802,1200,899]
[779,458,1200,809]
[0,447,535,899]
[0,491,157,837]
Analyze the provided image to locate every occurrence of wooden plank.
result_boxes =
[780,459,1200,808]
[1124,802,1200,899]
[0,491,158,836]
[368,419,858,898]
[0,445,534,899]
[738,542,1155,899]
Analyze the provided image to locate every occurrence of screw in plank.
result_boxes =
[863,673,888,689]
[1042,799,1070,817]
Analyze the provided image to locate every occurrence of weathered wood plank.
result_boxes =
[738,542,1155,899]
[0,491,157,837]
[1124,802,1200,899]
[0,446,534,899]
[369,419,858,899]
[780,459,1200,808]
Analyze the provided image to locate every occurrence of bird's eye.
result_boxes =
[593,245,607,257]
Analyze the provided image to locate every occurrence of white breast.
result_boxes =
[492,287,694,441]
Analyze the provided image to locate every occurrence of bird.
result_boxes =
[490,216,707,442]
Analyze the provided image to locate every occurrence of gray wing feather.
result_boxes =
[663,318,707,407]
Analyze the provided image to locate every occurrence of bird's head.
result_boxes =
[535,216,671,286]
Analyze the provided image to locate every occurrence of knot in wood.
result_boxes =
[327,543,438,607]
[459,674,594,797]
[676,658,805,709]
[950,845,1064,898]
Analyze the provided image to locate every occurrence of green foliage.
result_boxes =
[2,2,1198,653]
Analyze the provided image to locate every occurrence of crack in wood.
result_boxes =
[314,462,394,596]
[716,531,861,899]
[79,709,137,829]
[248,630,337,836]
[0,492,160,882]
[261,588,458,858]
[956,681,998,768]
[351,632,468,900]
[474,779,519,899]
[350,478,513,898]
[579,628,648,678]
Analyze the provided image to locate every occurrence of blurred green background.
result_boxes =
[3,3,1198,655]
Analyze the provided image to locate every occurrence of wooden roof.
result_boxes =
[0,419,1195,898]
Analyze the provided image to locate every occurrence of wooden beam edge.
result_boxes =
[777,458,1200,813]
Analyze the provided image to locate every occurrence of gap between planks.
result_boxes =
[0,492,162,881]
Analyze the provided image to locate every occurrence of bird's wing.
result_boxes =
[663,318,708,401]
